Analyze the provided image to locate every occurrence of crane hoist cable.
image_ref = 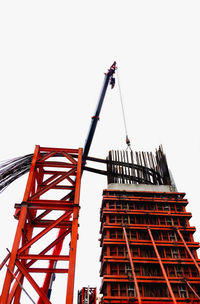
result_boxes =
[0,63,117,193]
[0,62,132,192]
[116,66,132,150]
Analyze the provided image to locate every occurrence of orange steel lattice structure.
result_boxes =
[0,146,82,304]
[99,189,200,304]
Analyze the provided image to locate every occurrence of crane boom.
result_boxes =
[82,61,116,164]
[0,63,117,304]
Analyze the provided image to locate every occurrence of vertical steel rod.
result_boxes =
[1,204,28,303]
[66,148,83,304]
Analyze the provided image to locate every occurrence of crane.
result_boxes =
[0,62,117,304]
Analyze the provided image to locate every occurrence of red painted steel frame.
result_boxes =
[0,146,82,304]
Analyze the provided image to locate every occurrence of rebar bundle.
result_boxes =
[0,154,33,193]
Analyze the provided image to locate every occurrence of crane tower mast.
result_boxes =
[0,146,82,303]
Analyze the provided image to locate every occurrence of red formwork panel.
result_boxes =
[0,146,82,304]
[99,189,200,304]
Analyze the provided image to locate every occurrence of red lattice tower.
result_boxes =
[0,145,82,304]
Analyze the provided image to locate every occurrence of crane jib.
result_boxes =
[82,61,116,164]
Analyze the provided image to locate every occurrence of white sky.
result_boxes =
[0,1,200,303]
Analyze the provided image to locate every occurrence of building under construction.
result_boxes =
[0,63,200,303]
[99,148,200,303]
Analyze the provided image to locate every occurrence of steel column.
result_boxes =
[1,204,28,303]
[66,147,82,303]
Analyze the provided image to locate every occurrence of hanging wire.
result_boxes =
[116,66,132,150]
[0,65,133,193]
[0,154,33,193]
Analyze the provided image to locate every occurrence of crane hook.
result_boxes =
[126,135,132,150]
[110,76,115,89]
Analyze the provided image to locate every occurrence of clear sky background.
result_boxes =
[0,1,200,303]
